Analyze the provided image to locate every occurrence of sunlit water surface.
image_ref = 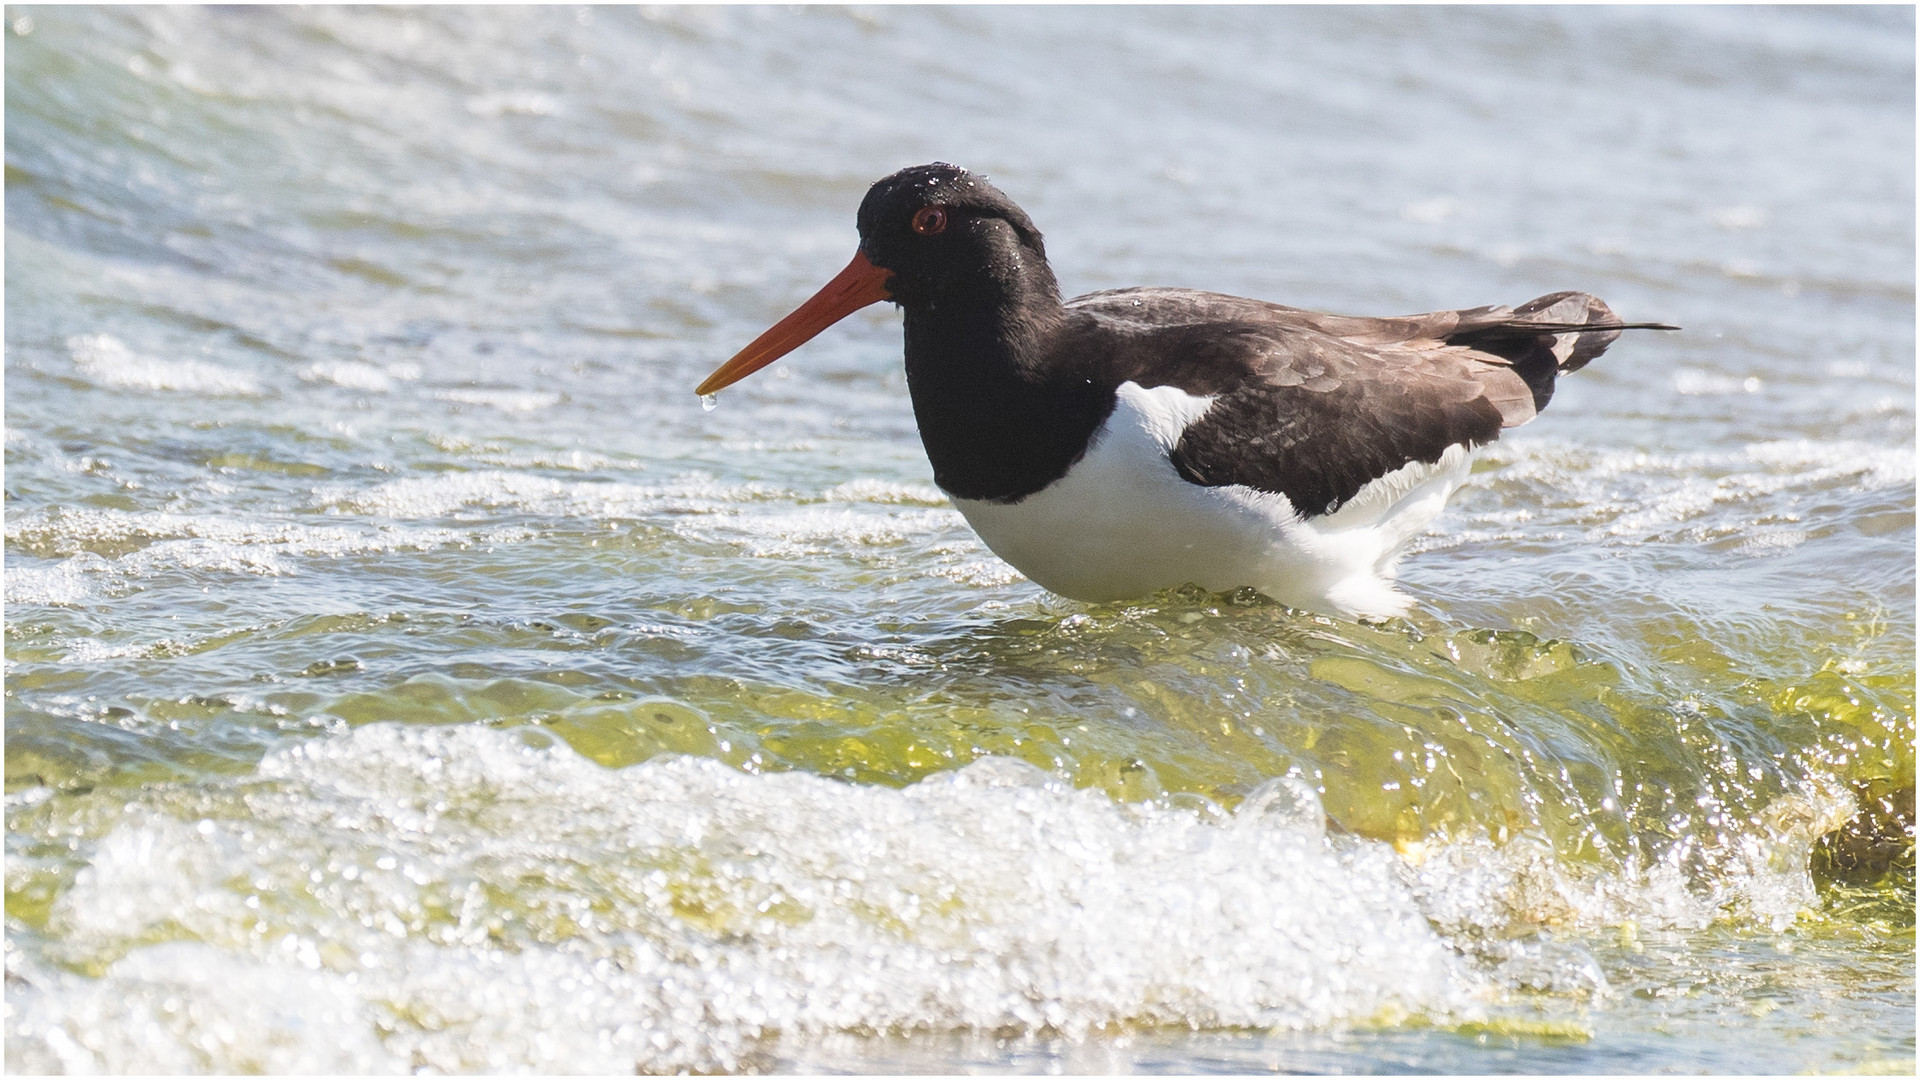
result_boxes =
[5,5,1914,1074]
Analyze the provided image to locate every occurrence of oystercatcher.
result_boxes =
[696,163,1674,619]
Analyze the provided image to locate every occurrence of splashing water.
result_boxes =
[4,4,1911,1074]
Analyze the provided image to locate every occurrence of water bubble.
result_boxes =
[1236,775,1327,838]
[700,393,718,412]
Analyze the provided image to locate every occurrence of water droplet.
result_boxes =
[700,393,718,412]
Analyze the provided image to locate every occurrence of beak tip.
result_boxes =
[692,249,891,398]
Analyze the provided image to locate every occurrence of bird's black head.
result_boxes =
[855,163,1059,310]
[693,163,1062,397]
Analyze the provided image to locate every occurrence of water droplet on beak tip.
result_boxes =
[700,393,718,412]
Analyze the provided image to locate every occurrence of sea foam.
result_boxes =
[11,723,1474,1072]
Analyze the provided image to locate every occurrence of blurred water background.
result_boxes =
[5,4,1914,1073]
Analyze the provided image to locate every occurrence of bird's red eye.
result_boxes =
[912,206,948,235]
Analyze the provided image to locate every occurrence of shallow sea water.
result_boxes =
[4,5,1914,1074]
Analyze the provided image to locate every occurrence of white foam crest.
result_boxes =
[436,387,564,413]
[1671,368,1762,396]
[5,540,292,604]
[5,556,111,606]
[676,507,961,558]
[1402,807,1839,948]
[312,471,965,565]
[3,508,497,604]
[317,470,578,517]
[1451,439,1915,546]
[59,638,183,663]
[7,943,408,1074]
[819,478,951,506]
[318,470,786,519]
[1498,439,1913,490]
[1710,205,1768,231]
[458,445,630,472]
[299,359,421,391]
[66,334,261,397]
[1740,439,1916,486]
[465,90,560,117]
[20,724,1480,1072]
[929,557,1029,588]
[9,506,437,554]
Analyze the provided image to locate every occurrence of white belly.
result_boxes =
[948,382,1474,619]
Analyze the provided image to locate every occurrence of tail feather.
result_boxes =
[1448,291,1676,415]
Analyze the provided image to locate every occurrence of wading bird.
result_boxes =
[697,163,1673,619]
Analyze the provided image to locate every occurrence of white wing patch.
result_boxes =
[949,381,1477,619]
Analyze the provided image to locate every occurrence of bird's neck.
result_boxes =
[900,286,1115,504]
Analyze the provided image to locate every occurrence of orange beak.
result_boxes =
[695,250,894,396]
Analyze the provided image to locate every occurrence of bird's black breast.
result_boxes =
[901,322,1120,504]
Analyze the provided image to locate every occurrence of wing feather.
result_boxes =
[1065,287,1661,516]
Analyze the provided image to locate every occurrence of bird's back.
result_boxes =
[1061,287,1645,517]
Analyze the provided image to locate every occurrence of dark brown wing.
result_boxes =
[1070,288,1663,517]
[1127,322,1511,517]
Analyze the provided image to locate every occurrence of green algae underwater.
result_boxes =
[5,4,1914,1073]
